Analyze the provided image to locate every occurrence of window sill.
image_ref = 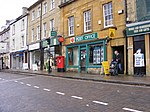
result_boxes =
[50,8,55,11]
[101,25,117,31]
[65,35,75,38]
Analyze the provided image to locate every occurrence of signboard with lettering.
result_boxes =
[126,22,150,36]
[75,33,98,42]
[51,31,57,37]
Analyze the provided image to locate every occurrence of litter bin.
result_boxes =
[56,56,65,72]
[102,61,110,75]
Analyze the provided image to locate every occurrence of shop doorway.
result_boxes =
[112,46,124,73]
[80,49,86,72]
[133,35,146,75]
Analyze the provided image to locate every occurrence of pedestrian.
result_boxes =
[114,50,123,74]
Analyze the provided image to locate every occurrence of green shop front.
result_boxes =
[126,21,150,76]
[65,32,107,74]
[42,37,61,70]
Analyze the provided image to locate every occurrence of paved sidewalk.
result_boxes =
[1,69,150,86]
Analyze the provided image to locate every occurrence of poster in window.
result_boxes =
[93,47,101,64]
[134,49,145,67]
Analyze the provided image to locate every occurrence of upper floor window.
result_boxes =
[68,16,74,36]
[12,24,15,35]
[43,22,47,38]
[50,0,55,10]
[32,10,35,20]
[21,19,25,31]
[32,28,34,42]
[12,39,15,48]
[84,10,91,32]
[43,2,47,14]
[50,19,54,31]
[21,35,24,47]
[37,26,40,40]
[37,6,41,18]
[103,2,113,27]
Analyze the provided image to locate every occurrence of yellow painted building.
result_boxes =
[59,0,126,74]
[27,0,61,70]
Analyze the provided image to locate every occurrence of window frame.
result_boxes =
[43,2,47,15]
[21,35,24,47]
[50,0,55,10]
[21,19,25,31]
[68,16,74,36]
[12,24,15,35]
[50,19,54,31]
[37,6,41,18]
[103,2,113,28]
[37,26,40,40]
[32,10,35,20]
[31,28,34,42]
[84,10,92,33]
[43,22,47,38]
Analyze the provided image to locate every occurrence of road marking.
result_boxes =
[71,96,83,100]
[26,84,31,87]
[2,79,5,81]
[122,108,143,112]
[34,86,39,89]
[20,82,24,84]
[0,78,1,79]
[92,101,108,106]
[43,88,51,92]
[14,80,18,82]
[56,92,65,95]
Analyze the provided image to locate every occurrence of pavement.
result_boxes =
[1,69,150,86]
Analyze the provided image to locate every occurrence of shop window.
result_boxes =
[68,47,78,66]
[89,45,104,65]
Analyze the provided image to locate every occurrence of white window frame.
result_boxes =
[32,10,35,20]
[50,19,54,31]
[21,19,25,31]
[84,10,91,33]
[37,26,40,40]
[37,6,41,18]
[21,35,24,47]
[32,28,34,42]
[12,24,15,35]
[103,2,113,28]
[12,39,15,49]
[68,16,74,36]
[43,23,47,38]
[50,0,55,10]
[43,2,47,15]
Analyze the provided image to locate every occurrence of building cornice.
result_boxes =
[28,0,44,10]
[59,0,76,8]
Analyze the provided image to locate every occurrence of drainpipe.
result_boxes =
[124,0,128,75]
[40,2,44,71]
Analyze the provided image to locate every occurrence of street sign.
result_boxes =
[51,31,57,37]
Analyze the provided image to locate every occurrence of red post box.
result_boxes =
[56,56,65,72]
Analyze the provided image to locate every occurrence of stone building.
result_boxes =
[126,0,150,76]
[59,0,126,74]
[27,0,61,71]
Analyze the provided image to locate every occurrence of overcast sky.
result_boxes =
[0,0,38,28]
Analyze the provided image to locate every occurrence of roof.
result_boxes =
[28,0,44,10]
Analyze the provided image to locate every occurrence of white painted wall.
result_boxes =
[10,15,28,53]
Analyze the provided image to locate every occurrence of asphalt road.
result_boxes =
[0,72,149,112]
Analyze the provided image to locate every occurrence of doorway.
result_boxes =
[112,46,124,73]
[133,35,146,75]
[80,49,86,72]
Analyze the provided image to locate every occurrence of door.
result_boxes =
[80,49,86,72]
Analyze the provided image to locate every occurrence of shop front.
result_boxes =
[42,37,61,71]
[126,21,150,76]
[10,50,24,69]
[28,43,41,70]
[65,32,107,74]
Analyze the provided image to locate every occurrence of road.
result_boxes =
[0,72,149,112]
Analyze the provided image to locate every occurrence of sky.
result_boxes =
[0,0,38,28]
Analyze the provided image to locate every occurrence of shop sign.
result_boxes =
[42,39,50,48]
[50,37,60,46]
[51,31,57,37]
[29,43,40,51]
[75,33,98,42]
[126,22,150,36]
